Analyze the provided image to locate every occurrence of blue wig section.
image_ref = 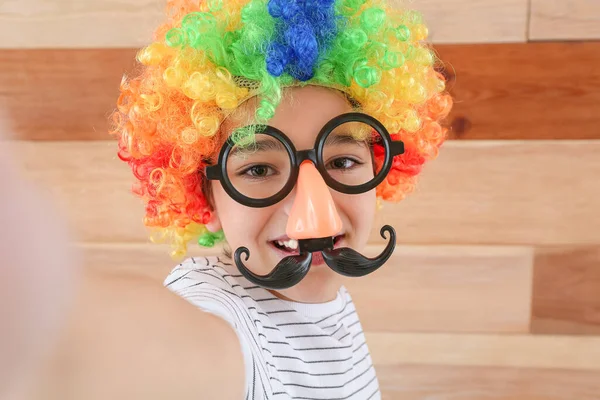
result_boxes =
[266,0,339,81]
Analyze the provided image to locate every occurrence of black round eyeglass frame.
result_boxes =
[204,112,405,208]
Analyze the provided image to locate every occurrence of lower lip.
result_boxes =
[311,252,325,266]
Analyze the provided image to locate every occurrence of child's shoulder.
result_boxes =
[162,255,260,327]
[163,255,239,293]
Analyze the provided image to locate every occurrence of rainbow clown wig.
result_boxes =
[110,0,453,258]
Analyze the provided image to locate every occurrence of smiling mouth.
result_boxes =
[270,235,345,255]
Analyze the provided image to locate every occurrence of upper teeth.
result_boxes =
[276,239,298,250]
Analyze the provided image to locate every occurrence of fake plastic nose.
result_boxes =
[286,161,343,240]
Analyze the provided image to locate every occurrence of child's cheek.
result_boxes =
[335,190,377,246]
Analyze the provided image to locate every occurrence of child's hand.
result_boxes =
[0,138,79,399]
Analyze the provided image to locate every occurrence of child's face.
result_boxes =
[209,86,376,302]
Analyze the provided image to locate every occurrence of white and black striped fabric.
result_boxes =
[164,256,381,400]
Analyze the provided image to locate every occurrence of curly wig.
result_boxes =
[110,0,453,258]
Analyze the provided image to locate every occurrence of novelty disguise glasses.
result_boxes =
[206,112,404,290]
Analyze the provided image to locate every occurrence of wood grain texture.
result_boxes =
[81,243,177,282]
[377,365,600,400]
[437,42,600,140]
[9,140,600,245]
[345,245,533,334]
[0,0,527,49]
[529,0,600,41]
[3,42,600,141]
[370,140,600,245]
[367,332,600,370]
[400,0,528,44]
[0,49,138,141]
[531,246,600,335]
[0,0,164,49]
[80,243,534,333]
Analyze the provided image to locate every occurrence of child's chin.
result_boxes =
[277,269,342,303]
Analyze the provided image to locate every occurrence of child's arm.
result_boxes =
[0,139,244,399]
[39,269,245,400]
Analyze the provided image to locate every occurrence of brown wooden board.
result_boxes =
[529,0,600,41]
[368,332,600,370]
[436,42,600,140]
[399,0,528,44]
[2,42,600,141]
[0,0,528,49]
[531,246,600,335]
[377,365,600,400]
[0,48,138,141]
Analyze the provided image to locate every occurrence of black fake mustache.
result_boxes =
[234,226,396,290]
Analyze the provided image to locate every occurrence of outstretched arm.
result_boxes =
[0,138,245,400]
[39,269,246,400]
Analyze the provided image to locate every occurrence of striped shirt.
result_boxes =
[164,256,381,400]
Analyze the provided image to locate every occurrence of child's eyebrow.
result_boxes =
[228,129,369,158]
[324,133,369,148]
[230,137,286,156]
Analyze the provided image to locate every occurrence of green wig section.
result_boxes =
[198,229,226,247]
[163,0,434,150]
[165,0,284,126]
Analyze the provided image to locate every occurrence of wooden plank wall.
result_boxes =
[2,1,600,399]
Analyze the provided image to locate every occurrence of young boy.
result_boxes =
[4,0,451,398]
[109,0,452,398]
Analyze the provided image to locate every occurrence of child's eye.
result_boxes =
[327,157,362,170]
[240,164,276,178]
